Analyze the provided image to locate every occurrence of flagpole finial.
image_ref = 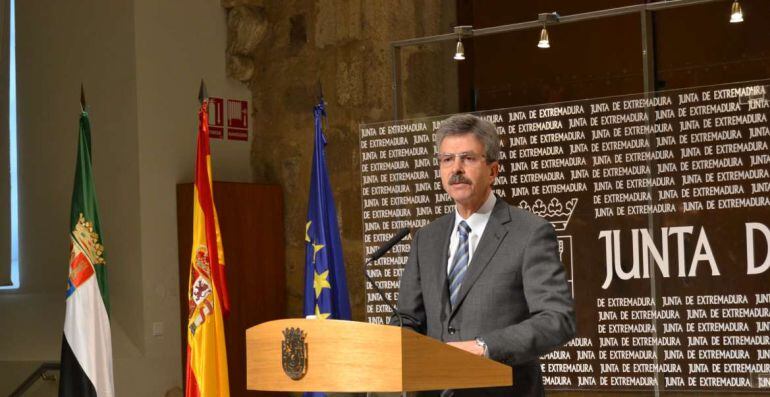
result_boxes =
[80,83,86,111]
[198,79,208,104]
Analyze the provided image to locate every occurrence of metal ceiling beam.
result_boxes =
[390,0,732,119]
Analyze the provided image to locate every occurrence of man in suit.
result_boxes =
[394,114,576,396]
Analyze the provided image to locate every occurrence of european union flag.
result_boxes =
[303,99,352,322]
[303,99,351,397]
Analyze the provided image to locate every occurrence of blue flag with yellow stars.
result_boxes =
[303,99,352,397]
[303,99,352,322]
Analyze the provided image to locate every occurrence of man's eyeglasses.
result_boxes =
[434,152,487,167]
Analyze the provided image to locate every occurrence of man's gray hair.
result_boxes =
[434,114,500,162]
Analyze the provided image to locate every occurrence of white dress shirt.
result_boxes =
[446,192,497,274]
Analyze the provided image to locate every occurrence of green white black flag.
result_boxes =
[59,111,114,397]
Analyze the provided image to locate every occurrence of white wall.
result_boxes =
[0,0,251,395]
[127,0,252,394]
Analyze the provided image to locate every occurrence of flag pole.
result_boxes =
[316,80,329,132]
[198,79,208,104]
[80,83,86,112]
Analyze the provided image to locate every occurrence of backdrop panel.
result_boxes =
[359,79,770,392]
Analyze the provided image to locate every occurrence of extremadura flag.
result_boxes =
[59,110,114,397]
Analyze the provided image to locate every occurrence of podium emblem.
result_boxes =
[282,327,308,380]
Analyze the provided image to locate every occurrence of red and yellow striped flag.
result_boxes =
[185,99,230,397]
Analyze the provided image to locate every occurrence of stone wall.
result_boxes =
[223,0,458,320]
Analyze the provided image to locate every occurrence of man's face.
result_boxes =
[438,134,499,209]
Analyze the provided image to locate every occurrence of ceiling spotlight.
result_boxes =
[538,27,550,49]
[537,12,560,49]
[730,0,743,23]
[452,25,473,61]
[454,39,465,60]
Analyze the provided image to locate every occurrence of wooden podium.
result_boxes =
[246,319,512,393]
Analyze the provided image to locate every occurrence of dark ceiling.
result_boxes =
[456,0,770,111]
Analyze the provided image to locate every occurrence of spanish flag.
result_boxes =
[185,92,230,397]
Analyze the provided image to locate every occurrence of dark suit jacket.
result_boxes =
[394,198,576,396]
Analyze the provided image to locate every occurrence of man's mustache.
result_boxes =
[449,173,471,185]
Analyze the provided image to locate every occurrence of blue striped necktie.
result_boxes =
[449,221,471,308]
